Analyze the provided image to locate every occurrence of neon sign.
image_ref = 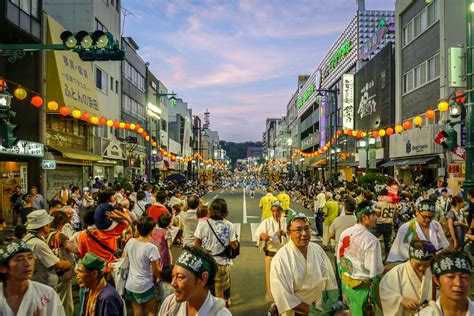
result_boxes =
[327,39,352,72]
[359,18,395,60]
[297,83,315,109]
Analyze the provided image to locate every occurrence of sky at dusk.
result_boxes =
[123,0,395,142]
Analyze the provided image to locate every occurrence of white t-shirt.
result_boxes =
[194,219,237,265]
[124,238,160,293]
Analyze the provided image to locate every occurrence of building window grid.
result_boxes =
[95,18,109,33]
[402,0,440,48]
[402,53,440,95]
[124,61,145,92]
[96,67,108,93]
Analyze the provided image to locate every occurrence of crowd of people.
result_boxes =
[0,174,473,315]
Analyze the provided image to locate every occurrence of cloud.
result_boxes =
[123,0,395,141]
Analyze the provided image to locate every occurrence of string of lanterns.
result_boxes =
[289,91,464,161]
[0,77,227,168]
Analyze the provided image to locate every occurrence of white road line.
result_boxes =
[250,223,259,242]
[246,216,260,218]
[243,187,247,224]
[212,194,219,200]
[233,223,241,242]
[220,189,225,193]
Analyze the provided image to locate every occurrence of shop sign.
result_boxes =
[320,94,327,146]
[42,160,56,170]
[358,80,376,119]
[327,39,352,73]
[390,125,440,158]
[359,18,395,60]
[0,140,44,157]
[342,74,354,129]
[448,163,463,177]
[103,139,126,160]
[297,83,315,109]
[368,148,377,169]
[46,16,100,116]
[461,123,467,147]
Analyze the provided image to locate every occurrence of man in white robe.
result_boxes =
[255,201,287,303]
[419,250,474,315]
[379,240,436,316]
[336,202,384,316]
[270,211,340,316]
[0,240,65,316]
[387,200,449,263]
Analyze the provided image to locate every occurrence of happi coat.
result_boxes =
[418,297,474,316]
[387,219,449,263]
[0,280,65,316]
[270,239,338,315]
[379,261,434,316]
[255,216,287,252]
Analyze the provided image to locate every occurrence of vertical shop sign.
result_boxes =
[320,94,327,147]
[342,74,354,130]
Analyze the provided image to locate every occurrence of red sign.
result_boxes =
[434,131,466,160]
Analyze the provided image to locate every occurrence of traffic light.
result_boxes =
[445,129,458,150]
[0,107,18,148]
[60,30,125,61]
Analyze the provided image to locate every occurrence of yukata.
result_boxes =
[337,224,384,316]
[418,297,474,315]
[255,216,287,303]
[387,219,449,263]
[270,239,338,315]
[158,291,231,316]
[379,261,433,316]
[0,280,65,316]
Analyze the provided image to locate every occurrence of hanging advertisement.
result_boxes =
[320,94,327,146]
[342,73,354,130]
[354,43,394,131]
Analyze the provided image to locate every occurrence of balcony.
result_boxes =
[301,133,320,150]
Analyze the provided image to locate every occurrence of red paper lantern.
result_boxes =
[337,130,342,136]
[0,79,7,92]
[99,117,106,125]
[403,120,412,130]
[426,109,435,120]
[347,130,353,136]
[355,131,361,138]
[113,120,119,128]
[81,112,91,121]
[31,96,43,108]
[59,106,69,116]
[386,127,394,136]
[125,123,130,129]
[141,132,148,138]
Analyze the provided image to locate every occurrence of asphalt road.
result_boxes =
[200,186,317,315]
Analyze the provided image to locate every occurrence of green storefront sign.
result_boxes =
[297,83,315,109]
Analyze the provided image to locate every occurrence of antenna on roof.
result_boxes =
[121,7,138,37]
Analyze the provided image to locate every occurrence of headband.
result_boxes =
[175,250,212,277]
[0,240,31,264]
[417,200,436,213]
[356,205,376,221]
[409,241,437,261]
[431,252,472,276]
[286,210,308,224]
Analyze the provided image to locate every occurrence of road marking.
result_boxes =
[220,189,225,193]
[212,194,219,200]
[233,223,241,242]
[250,223,259,242]
[246,216,259,218]
[243,187,247,224]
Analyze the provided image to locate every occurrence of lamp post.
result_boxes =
[287,137,293,178]
[464,0,474,196]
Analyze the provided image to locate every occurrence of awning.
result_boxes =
[337,160,359,167]
[49,145,102,161]
[380,156,437,168]
[311,158,327,167]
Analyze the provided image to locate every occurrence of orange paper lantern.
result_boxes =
[59,106,69,116]
[347,130,353,136]
[0,79,7,92]
[31,96,43,108]
[125,123,130,129]
[426,109,435,120]
[373,131,379,138]
[395,125,403,133]
[113,120,119,128]
[403,120,412,130]
[99,117,106,125]
[47,101,59,111]
[337,130,342,136]
[81,112,91,121]
[386,127,394,136]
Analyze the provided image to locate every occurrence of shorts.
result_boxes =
[125,286,156,304]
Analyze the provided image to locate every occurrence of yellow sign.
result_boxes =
[462,163,466,175]
[46,15,101,116]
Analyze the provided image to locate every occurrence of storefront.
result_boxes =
[93,138,127,181]
[386,124,442,186]
[0,141,44,222]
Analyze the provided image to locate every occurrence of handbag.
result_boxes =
[206,220,240,259]
[109,254,129,296]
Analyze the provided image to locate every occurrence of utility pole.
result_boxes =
[464,0,474,195]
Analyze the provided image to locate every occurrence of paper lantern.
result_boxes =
[361,132,367,137]
[59,106,69,116]
[413,116,423,126]
[106,119,114,127]
[152,141,157,147]
[343,129,349,135]
[386,127,394,136]
[337,130,342,136]
[14,87,27,100]
[426,109,435,120]
[347,130,353,136]
[99,117,106,125]
[323,146,328,151]
[138,128,144,133]
[72,109,81,118]
[372,131,379,138]
[31,96,43,108]
[403,120,412,130]
[47,101,59,111]
[130,123,136,130]
[395,125,403,133]
[125,123,130,129]
[455,91,465,103]
[119,122,126,129]
[355,131,361,138]
[141,132,148,138]
[82,112,91,121]
[438,101,449,112]
[0,79,7,92]
[379,129,386,137]
[113,120,119,128]
[146,135,150,141]
[90,116,99,124]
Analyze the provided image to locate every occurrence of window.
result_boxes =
[403,0,440,47]
[116,80,119,94]
[96,67,108,92]
[403,53,440,94]
[103,0,108,6]
[110,76,114,92]
[95,18,108,32]
[162,119,167,132]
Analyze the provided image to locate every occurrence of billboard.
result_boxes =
[354,43,394,131]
